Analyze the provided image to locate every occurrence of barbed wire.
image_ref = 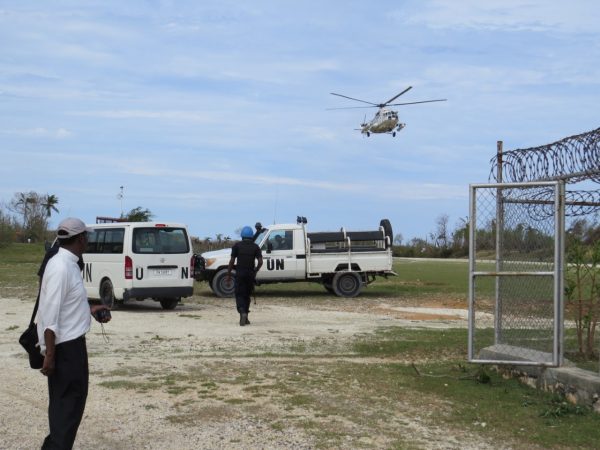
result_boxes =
[488,127,600,217]
[502,187,600,218]
[489,127,600,184]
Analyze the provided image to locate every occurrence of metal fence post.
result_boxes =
[495,141,504,345]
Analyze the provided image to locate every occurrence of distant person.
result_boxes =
[252,222,264,240]
[227,226,263,326]
[274,234,289,250]
[37,217,111,449]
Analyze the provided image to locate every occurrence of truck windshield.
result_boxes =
[254,229,269,247]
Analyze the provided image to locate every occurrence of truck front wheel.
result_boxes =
[332,271,363,298]
[212,268,236,298]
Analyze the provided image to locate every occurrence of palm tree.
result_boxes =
[41,194,59,218]
[13,192,35,228]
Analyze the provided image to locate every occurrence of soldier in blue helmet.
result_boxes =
[227,226,263,326]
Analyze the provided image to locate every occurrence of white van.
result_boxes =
[83,222,195,310]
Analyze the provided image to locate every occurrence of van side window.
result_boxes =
[104,229,125,253]
[133,228,189,254]
[86,228,125,254]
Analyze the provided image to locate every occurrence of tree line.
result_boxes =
[393,214,469,258]
[0,191,154,247]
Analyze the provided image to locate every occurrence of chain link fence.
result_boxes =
[469,182,564,366]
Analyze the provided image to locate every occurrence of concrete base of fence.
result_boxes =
[479,345,600,413]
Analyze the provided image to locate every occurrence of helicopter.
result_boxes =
[329,86,446,137]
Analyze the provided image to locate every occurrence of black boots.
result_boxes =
[240,313,249,326]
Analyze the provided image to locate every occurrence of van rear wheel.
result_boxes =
[100,280,116,309]
[159,298,179,310]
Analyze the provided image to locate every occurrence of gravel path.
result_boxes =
[1,295,509,450]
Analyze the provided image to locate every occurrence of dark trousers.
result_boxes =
[235,271,255,314]
[42,336,88,450]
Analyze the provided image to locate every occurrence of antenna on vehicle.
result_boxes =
[273,185,279,224]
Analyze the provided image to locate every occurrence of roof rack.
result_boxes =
[96,216,127,224]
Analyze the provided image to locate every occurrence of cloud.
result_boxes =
[118,164,466,200]
[400,0,600,33]
[69,109,216,122]
[0,127,73,138]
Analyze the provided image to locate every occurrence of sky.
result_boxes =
[1,0,599,241]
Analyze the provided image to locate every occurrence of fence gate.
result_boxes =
[468,181,565,366]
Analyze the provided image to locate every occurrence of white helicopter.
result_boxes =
[329,86,446,137]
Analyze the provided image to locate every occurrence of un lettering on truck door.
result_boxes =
[266,259,285,270]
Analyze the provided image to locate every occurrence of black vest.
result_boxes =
[233,240,260,271]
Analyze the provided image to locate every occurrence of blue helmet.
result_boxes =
[240,226,254,239]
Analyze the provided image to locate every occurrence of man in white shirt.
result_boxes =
[37,217,110,450]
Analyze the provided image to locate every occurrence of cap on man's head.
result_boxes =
[57,217,91,239]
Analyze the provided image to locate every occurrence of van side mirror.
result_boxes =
[266,242,273,254]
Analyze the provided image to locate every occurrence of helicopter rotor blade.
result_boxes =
[326,105,379,110]
[388,99,447,106]
[382,86,413,106]
[330,92,378,106]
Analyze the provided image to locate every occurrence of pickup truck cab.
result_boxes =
[196,218,395,297]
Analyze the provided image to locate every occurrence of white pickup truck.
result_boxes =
[195,218,395,297]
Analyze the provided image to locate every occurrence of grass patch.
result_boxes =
[353,327,468,359]
[0,243,45,300]
[185,328,600,449]
[178,314,202,319]
[193,258,471,300]
[98,379,160,392]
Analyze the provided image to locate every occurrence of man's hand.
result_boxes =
[40,353,55,377]
[41,328,56,377]
[91,304,112,323]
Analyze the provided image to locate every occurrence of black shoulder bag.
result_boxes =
[18,290,44,369]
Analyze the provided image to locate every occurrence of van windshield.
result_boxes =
[133,227,189,254]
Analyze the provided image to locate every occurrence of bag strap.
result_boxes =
[29,286,41,326]
[31,245,58,326]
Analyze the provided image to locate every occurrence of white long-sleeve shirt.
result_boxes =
[37,247,91,354]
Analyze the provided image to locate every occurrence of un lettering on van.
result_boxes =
[84,263,92,283]
[267,259,284,271]
[181,267,188,279]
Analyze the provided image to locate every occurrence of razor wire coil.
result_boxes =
[488,127,600,217]
[489,127,600,184]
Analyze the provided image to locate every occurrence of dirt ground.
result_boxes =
[0,293,505,450]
